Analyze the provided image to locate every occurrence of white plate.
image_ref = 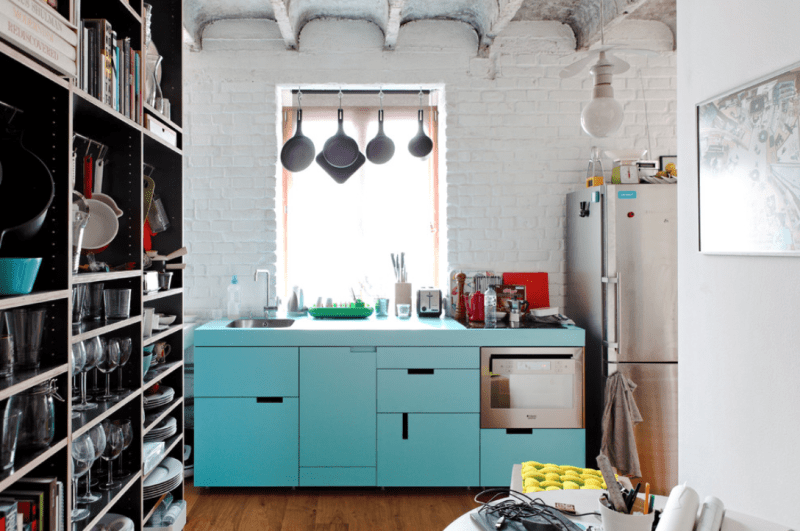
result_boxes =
[96,514,134,531]
[143,457,183,488]
[144,386,174,406]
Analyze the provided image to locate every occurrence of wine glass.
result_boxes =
[87,337,104,396]
[114,337,133,395]
[77,423,106,503]
[71,433,94,521]
[73,338,100,411]
[98,421,123,490]
[112,419,133,479]
[70,342,86,413]
[95,338,120,402]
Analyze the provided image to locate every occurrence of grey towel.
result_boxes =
[600,371,643,477]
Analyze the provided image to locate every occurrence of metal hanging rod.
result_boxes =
[0,99,23,114]
[291,89,432,95]
[73,132,108,158]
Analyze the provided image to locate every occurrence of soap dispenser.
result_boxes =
[227,275,241,319]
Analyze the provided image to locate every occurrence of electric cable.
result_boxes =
[472,488,600,530]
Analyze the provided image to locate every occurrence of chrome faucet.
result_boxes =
[254,269,279,318]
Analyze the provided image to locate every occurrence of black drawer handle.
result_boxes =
[407,369,434,375]
[506,428,533,435]
[256,397,284,403]
[402,413,408,439]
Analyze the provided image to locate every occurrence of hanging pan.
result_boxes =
[322,92,359,168]
[316,151,365,185]
[408,109,433,159]
[0,126,55,249]
[280,103,315,172]
[366,109,395,165]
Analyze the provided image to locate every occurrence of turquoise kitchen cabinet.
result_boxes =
[195,346,298,397]
[480,428,586,486]
[299,467,376,486]
[299,347,376,467]
[377,347,479,369]
[377,368,479,413]
[195,397,299,486]
[377,413,479,486]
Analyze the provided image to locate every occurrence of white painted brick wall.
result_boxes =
[183,19,677,316]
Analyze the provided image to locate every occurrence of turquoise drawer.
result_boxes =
[195,397,299,486]
[195,347,298,397]
[299,467,376,486]
[377,347,478,369]
[377,413,479,486]
[377,369,479,413]
[480,428,586,487]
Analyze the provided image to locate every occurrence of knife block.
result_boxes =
[394,282,412,316]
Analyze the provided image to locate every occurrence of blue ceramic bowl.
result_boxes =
[143,353,153,376]
[0,258,42,295]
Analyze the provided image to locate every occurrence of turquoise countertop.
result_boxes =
[195,314,584,347]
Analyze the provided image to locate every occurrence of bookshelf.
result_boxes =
[0,0,184,529]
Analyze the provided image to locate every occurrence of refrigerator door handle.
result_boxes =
[601,273,621,361]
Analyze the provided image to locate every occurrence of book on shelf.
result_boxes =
[14,478,56,531]
[0,501,17,531]
[0,491,42,531]
[0,0,77,77]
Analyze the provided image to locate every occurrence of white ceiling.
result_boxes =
[183,0,676,53]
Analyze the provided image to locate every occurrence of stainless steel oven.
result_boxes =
[480,347,584,429]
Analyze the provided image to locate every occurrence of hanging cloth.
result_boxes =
[601,371,643,477]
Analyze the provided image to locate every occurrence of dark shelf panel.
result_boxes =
[73,88,142,132]
[0,438,68,492]
[72,317,142,344]
[143,360,182,387]
[0,290,71,311]
[72,389,141,436]
[0,364,69,403]
[143,324,184,347]
[74,473,141,531]
[72,271,142,285]
[143,126,182,155]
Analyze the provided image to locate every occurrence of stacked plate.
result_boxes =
[143,457,183,500]
[143,386,175,410]
[89,513,134,531]
[145,416,177,442]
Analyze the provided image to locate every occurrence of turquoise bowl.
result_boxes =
[143,353,153,376]
[0,258,42,295]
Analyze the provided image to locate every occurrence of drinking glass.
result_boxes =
[71,433,94,520]
[77,423,106,504]
[397,303,411,319]
[115,337,133,395]
[112,419,133,479]
[70,343,86,416]
[103,289,131,320]
[72,285,87,329]
[5,308,47,369]
[1,409,21,471]
[95,338,120,402]
[87,337,104,395]
[0,335,13,378]
[86,283,104,321]
[99,421,123,490]
[73,338,100,411]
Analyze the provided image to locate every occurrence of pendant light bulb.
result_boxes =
[581,53,624,138]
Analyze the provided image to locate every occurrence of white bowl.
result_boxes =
[158,314,177,325]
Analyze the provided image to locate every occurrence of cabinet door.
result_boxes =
[377,369,479,413]
[377,413,479,486]
[480,428,586,487]
[195,397,298,486]
[195,347,298,397]
[299,347,376,467]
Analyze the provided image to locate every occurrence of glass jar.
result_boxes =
[8,379,63,451]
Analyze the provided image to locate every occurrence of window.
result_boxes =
[279,98,441,304]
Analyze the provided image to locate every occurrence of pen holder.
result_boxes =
[394,283,411,316]
[598,497,654,531]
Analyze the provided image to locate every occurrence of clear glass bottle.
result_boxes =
[586,146,604,185]
[484,285,497,328]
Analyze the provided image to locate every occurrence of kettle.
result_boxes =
[467,291,485,322]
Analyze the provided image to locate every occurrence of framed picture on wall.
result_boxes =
[697,60,800,255]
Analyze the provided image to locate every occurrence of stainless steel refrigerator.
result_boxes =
[565,185,677,496]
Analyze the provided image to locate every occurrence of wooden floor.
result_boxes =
[184,479,481,531]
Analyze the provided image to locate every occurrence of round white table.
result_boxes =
[444,489,668,531]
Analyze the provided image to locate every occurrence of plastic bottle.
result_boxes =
[227,275,241,319]
[484,284,497,328]
[162,500,187,526]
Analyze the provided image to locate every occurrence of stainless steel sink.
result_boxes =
[226,319,295,329]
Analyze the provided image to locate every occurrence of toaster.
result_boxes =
[416,288,443,317]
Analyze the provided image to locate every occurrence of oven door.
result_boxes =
[480,347,584,429]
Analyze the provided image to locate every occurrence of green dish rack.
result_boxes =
[308,301,374,319]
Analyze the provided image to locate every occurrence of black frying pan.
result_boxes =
[316,151,365,184]
[408,109,433,158]
[280,109,315,172]
[366,109,395,165]
[322,109,359,168]
[0,129,55,248]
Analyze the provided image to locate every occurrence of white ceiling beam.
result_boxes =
[269,0,297,50]
[478,0,526,57]
[384,0,406,50]
[581,0,650,49]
